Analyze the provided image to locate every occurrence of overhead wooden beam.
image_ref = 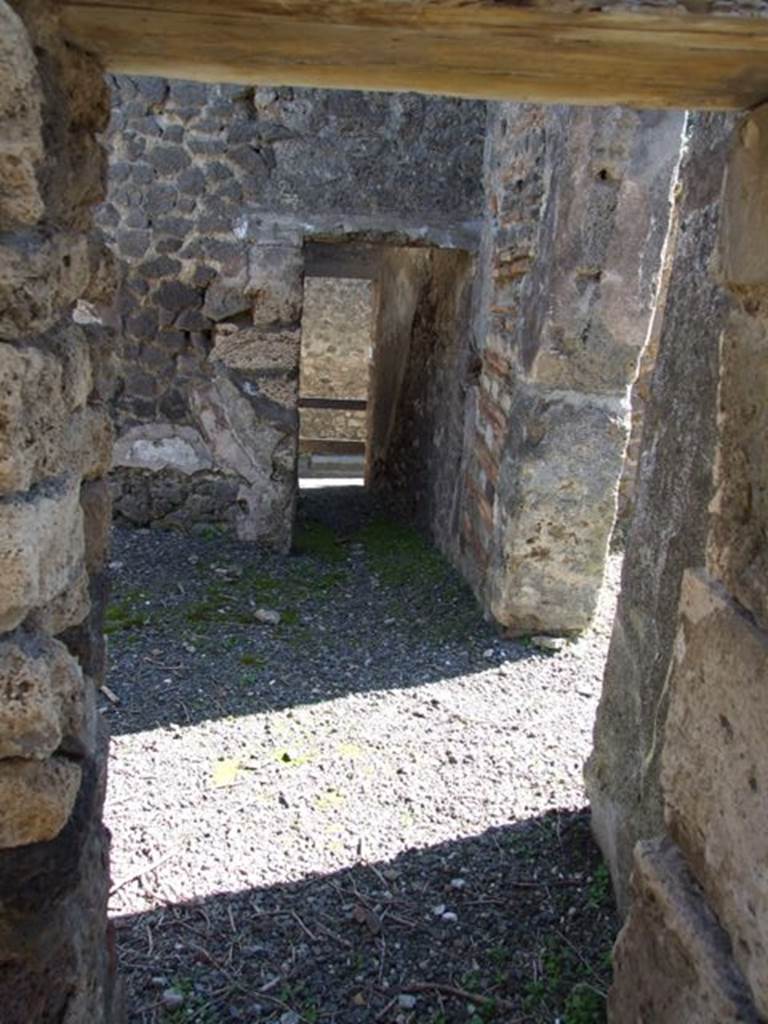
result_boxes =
[304,242,383,280]
[299,438,366,455]
[61,0,768,110]
[299,397,368,411]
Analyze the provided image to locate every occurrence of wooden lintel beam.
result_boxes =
[304,242,383,280]
[299,438,366,455]
[61,0,768,110]
[299,397,368,411]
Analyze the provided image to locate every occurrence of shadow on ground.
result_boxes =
[113,807,616,1024]
[104,488,537,736]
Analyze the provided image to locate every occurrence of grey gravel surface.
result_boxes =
[104,487,619,1023]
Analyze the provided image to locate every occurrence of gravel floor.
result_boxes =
[104,487,619,1024]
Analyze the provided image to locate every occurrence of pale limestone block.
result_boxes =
[190,371,296,549]
[28,572,91,636]
[247,244,303,326]
[79,477,111,576]
[0,231,90,339]
[0,757,81,848]
[0,633,93,760]
[706,302,768,632]
[609,838,761,1023]
[0,477,86,632]
[212,323,301,405]
[212,323,300,374]
[584,112,737,911]
[0,332,98,494]
[81,405,114,481]
[487,387,626,634]
[662,568,768,1017]
[720,104,768,289]
[0,2,44,229]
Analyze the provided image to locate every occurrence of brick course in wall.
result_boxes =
[459,103,684,635]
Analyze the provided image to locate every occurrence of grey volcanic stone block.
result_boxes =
[155,280,202,312]
[148,144,191,175]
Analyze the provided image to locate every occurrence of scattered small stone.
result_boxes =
[255,608,281,625]
[279,1011,300,1024]
[450,877,466,889]
[442,911,458,922]
[398,994,417,1010]
[531,635,565,652]
[162,988,185,1010]
[432,903,446,916]
[482,648,495,659]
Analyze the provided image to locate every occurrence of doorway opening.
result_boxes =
[91,86,673,1021]
[298,242,378,490]
[2,54,696,1023]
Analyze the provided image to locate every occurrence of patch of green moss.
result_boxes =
[184,593,251,626]
[179,559,347,631]
[354,517,449,587]
[350,516,483,641]
[240,653,266,667]
[193,522,230,541]
[293,520,344,562]
[104,593,150,635]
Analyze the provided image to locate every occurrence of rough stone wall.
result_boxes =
[587,108,768,1022]
[299,277,373,443]
[586,114,734,911]
[1,15,767,1021]
[0,1,119,1019]
[110,233,303,548]
[459,103,684,635]
[99,77,486,538]
[366,250,431,483]
[614,188,681,529]
[366,248,474,552]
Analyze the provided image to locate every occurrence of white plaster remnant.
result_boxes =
[112,425,214,475]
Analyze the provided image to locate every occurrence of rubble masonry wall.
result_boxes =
[0,1,119,1019]
[99,77,486,542]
